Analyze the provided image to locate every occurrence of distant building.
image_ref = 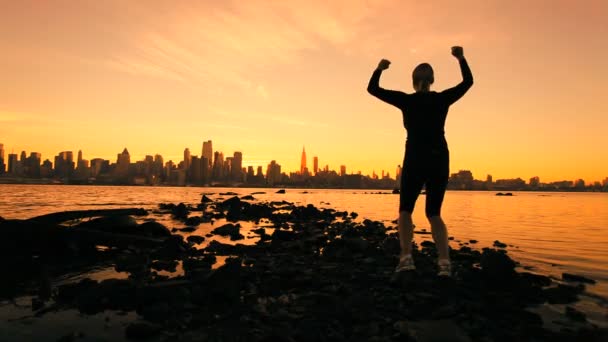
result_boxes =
[340,165,346,176]
[529,176,540,188]
[26,152,42,178]
[232,152,243,181]
[183,148,191,171]
[115,148,130,179]
[267,160,281,185]
[300,147,307,175]
[0,143,5,174]
[449,170,474,190]
[202,140,213,168]
[313,156,319,175]
[40,159,53,178]
[54,151,75,178]
[190,156,203,185]
[7,154,19,175]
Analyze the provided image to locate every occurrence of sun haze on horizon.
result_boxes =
[1,0,607,183]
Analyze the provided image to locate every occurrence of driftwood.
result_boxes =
[27,208,148,225]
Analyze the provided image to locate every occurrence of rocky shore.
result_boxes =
[0,195,606,341]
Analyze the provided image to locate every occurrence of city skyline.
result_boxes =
[1,141,606,187]
[1,1,607,182]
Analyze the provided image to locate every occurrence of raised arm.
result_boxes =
[367,59,407,108]
[441,46,474,105]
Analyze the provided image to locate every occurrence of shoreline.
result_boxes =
[0,196,606,341]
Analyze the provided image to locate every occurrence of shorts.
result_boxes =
[399,148,449,217]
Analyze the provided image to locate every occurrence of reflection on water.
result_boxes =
[1,185,607,300]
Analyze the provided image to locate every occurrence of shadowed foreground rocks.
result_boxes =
[0,199,606,342]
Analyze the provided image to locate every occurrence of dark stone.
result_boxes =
[271,229,297,242]
[125,322,161,340]
[519,272,552,287]
[350,212,358,219]
[185,216,202,226]
[178,226,196,233]
[201,195,214,203]
[493,240,508,248]
[187,235,205,244]
[469,239,478,244]
[212,223,241,240]
[544,284,582,304]
[221,196,242,209]
[480,248,516,281]
[150,260,177,273]
[565,306,587,322]
[276,189,286,194]
[241,195,255,200]
[138,221,171,237]
[172,203,189,220]
[219,192,238,196]
[562,273,596,284]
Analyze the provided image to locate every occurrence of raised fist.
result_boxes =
[451,46,464,60]
[377,59,391,70]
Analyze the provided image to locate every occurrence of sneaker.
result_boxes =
[395,254,416,272]
[438,259,451,277]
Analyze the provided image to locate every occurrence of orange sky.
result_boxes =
[1,0,607,183]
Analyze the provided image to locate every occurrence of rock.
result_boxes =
[222,196,242,209]
[185,216,202,226]
[212,223,241,240]
[405,319,472,342]
[565,306,587,322]
[276,189,286,194]
[201,195,214,203]
[544,284,582,304]
[480,248,516,281]
[350,212,358,219]
[178,227,196,233]
[187,235,205,245]
[172,203,189,220]
[392,188,400,194]
[219,192,238,196]
[151,260,178,273]
[206,259,242,307]
[469,239,478,244]
[272,229,297,242]
[562,273,596,284]
[241,195,255,200]
[125,322,161,340]
[138,221,172,237]
[493,240,507,248]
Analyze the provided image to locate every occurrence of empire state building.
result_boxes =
[300,147,307,175]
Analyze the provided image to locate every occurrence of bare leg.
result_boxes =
[428,215,449,261]
[398,211,414,256]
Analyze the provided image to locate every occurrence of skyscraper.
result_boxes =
[300,146,307,175]
[115,148,130,178]
[232,151,243,181]
[7,153,18,175]
[183,148,191,171]
[0,143,5,174]
[77,150,83,164]
[313,156,318,175]
[340,165,346,176]
[202,140,213,166]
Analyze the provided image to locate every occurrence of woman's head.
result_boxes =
[412,63,434,92]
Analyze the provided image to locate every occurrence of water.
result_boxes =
[1,185,607,326]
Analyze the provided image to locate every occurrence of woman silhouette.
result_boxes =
[367,46,473,276]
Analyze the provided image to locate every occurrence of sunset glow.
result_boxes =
[1,0,607,182]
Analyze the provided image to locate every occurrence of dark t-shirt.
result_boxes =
[367,59,473,155]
